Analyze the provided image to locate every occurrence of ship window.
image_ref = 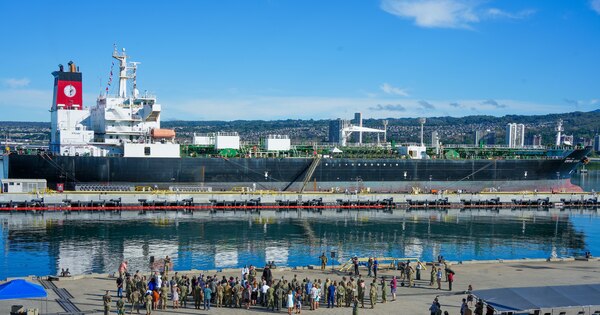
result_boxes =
[396,163,399,166]
[370,163,373,166]
[383,163,386,166]
[358,163,361,166]
[325,163,328,166]
[377,163,380,166]
[352,163,354,166]
[144,147,151,156]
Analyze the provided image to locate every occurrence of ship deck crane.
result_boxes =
[339,126,386,146]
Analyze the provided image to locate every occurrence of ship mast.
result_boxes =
[555,119,563,146]
[113,47,128,98]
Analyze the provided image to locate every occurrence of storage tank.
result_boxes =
[263,135,291,151]
[215,132,240,150]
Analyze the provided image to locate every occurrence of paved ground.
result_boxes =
[2,258,600,315]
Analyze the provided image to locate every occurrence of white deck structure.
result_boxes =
[51,47,179,158]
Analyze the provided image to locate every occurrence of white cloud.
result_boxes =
[486,8,536,19]
[380,0,535,29]
[592,0,600,15]
[2,78,31,89]
[380,82,409,96]
[0,87,587,121]
[159,95,576,121]
[0,88,98,121]
[0,88,51,120]
[381,0,478,29]
[563,98,599,107]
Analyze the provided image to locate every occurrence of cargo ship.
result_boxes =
[2,48,591,193]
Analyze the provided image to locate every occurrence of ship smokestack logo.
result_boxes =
[52,61,82,110]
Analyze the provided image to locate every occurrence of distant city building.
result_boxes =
[353,112,363,143]
[576,136,593,147]
[525,134,542,146]
[476,129,495,146]
[483,132,496,145]
[560,134,574,146]
[475,130,483,145]
[533,134,542,146]
[431,131,439,147]
[506,123,525,148]
[431,131,440,154]
[595,134,600,153]
[328,119,350,143]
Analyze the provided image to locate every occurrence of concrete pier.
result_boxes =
[1,259,599,314]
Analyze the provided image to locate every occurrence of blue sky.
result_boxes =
[0,0,599,121]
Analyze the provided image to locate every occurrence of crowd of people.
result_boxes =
[103,255,488,315]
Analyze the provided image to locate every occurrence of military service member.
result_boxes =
[267,285,275,310]
[406,263,415,287]
[194,282,203,309]
[144,293,153,315]
[357,279,365,308]
[320,252,328,270]
[430,264,437,286]
[130,289,141,314]
[179,280,188,308]
[216,282,224,307]
[336,280,345,307]
[234,281,243,308]
[275,281,285,311]
[380,277,387,303]
[116,296,125,315]
[160,284,169,310]
[369,280,377,309]
[163,255,171,277]
[103,291,112,315]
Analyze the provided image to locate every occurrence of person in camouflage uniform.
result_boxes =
[216,282,224,308]
[116,297,125,315]
[193,282,202,309]
[369,280,377,309]
[380,277,387,303]
[130,289,141,314]
[336,281,345,307]
[357,279,365,308]
[267,285,275,311]
[233,282,243,308]
[346,280,353,307]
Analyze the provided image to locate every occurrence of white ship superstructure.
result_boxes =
[50,47,179,158]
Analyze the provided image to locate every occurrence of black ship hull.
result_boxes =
[6,147,590,192]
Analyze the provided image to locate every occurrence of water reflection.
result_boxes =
[0,209,597,279]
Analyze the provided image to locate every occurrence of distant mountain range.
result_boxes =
[2,110,599,145]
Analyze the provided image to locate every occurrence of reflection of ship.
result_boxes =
[3,48,591,192]
[0,212,590,278]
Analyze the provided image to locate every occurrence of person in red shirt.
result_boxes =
[152,289,160,310]
[447,272,454,291]
[118,260,128,278]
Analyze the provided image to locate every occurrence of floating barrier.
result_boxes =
[0,204,394,212]
[1,193,599,212]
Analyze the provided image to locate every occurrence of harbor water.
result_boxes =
[0,171,599,280]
